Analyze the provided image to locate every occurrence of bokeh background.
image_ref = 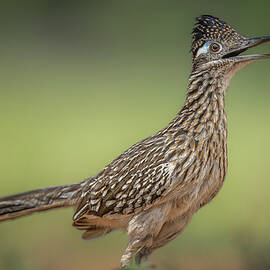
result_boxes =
[0,1,270,270]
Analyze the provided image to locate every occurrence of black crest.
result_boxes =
[191,15,242,57]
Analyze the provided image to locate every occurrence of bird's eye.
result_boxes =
[196,41,223,57]
[209,42,222,53]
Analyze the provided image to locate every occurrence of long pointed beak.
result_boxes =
[223,35,270,62]
[246,35,270,49]
[237,36,270,62]
[234,53,270,62]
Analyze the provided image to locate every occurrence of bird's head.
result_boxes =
[191,15,270,75]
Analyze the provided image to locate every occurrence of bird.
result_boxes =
[0,15,270,268]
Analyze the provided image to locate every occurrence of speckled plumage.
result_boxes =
[192,15,245,57]
[74,69,228,219]
[1,15,270,268]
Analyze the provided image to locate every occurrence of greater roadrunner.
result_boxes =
[0,15,269,267]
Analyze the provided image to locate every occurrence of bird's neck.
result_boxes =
[178,70,229,134]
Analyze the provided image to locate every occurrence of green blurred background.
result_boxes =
[0,1,270,269]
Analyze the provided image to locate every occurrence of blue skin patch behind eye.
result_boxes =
[196,41,212,57]
[196,41,223,57]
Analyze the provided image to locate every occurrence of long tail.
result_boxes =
[0,183,82,222]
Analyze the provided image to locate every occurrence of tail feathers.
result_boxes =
[0,183,81,222]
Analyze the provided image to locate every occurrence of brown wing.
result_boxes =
[73,118,195,222]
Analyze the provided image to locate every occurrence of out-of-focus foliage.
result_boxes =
[0,1,270,269]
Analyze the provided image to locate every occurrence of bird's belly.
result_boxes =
[189,133,228,210]
[195,163,225,208]
[169,156,227,221]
